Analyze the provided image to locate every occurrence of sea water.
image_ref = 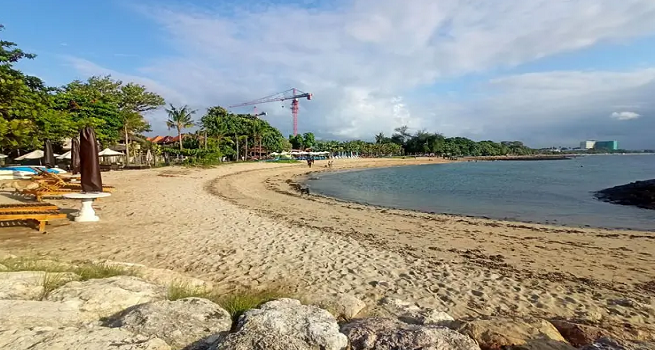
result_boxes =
[306,155,655,231]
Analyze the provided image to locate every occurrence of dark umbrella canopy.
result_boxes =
[70,137,81,175]
[79,127,103,193]
[44,139,56,168]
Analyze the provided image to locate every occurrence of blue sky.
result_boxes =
[5,0,655,148]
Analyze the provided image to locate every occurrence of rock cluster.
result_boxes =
[0,261,651,350]
[595,179,655,210]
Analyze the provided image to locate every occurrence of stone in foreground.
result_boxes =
[0,326,170,350]
[213,298,348,350]
[375,297,455,326]
[550,320,607,347]
[457,318,575,350]
[341,317,480,350]
[310,293,367,319]
[107,297,232,350]
[0,300,97,328]
[0,271,78,300]
[46,276,165,317]
[580,337,655,350]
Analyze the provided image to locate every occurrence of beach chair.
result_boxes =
[0,203,58,213]
[0,203,67,232]
[28,167,115,197]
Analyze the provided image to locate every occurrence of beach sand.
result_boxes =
[0,158,653,329]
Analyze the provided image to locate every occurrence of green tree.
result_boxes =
[165,104,196,150]
[119,82,165,157]
[302,132,315,149]
[289,134,305,150]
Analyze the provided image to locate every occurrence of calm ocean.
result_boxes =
[306,155,655,231]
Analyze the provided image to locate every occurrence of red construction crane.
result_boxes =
[229,88,312,136]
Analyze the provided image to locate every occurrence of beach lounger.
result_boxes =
[30,167,113,190]
[0,207,67,232]
[0,203,58,213]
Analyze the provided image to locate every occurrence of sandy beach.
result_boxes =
[0,158,653,331]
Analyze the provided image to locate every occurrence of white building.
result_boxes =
[580,140,596,149]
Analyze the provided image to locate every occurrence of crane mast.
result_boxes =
[229,88,312,136]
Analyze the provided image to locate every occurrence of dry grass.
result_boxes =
[0,257,136,281]
[39,272,73,300]
[166,281,297,320]
[74,263,135,281]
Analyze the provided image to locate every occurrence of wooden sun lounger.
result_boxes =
[21,188,77,202]
[0,209,67,232]
[61,183,115,192]
[0,203,58,213]
[29,167,114,193]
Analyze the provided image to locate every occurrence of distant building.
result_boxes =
[580,140,596,149]
[593,140,618,151]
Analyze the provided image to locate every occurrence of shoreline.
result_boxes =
[295,160,652,232]
[1,158,654,329]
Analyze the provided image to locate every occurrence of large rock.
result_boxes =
[580,337,655,350]
[0,300,97,328]
[550,320,606,347]
[46,276,165,317]
[213,298,348,350]
[0,326,170,350]
[100,260,212,290]
[341,317,480,350]
[107,297,232,350]
[375,297,455,326]
[0,271,79,300]
[457,318,575,350]
[310,293,367,320]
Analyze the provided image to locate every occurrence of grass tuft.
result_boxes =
[39,272,72,300]
[0,257,71,273]
[165,281,297,322]
[74,263,135,281]
[166,281,211,301]
[0,258,135,281]
[217,287,291,320]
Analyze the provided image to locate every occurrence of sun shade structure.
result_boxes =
[98,148,123,157]
[79,127,103,193]
[15,150,45,160]
[57,151,72,160]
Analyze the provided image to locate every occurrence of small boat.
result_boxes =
[0,166,68,180]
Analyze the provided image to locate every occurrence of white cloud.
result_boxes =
[66,0,655,146]
[611,111,642,120]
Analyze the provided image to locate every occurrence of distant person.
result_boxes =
[307,158,312,168]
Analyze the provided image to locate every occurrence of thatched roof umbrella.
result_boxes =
[43,139,56,168]
[79,127,103,193]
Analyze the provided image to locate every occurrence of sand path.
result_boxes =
[0,159,653,327]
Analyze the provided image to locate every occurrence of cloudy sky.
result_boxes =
[5,0,655,149]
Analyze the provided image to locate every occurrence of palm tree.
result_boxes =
[165,104,196,151]
[121,111,151,163]
[375,132,385,144]
[250,120,266,158]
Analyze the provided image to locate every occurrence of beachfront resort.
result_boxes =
[2,7,655,350]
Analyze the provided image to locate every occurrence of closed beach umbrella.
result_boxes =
[44,139,56,168]
[71,137,81,175]
[79,127,103,192]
